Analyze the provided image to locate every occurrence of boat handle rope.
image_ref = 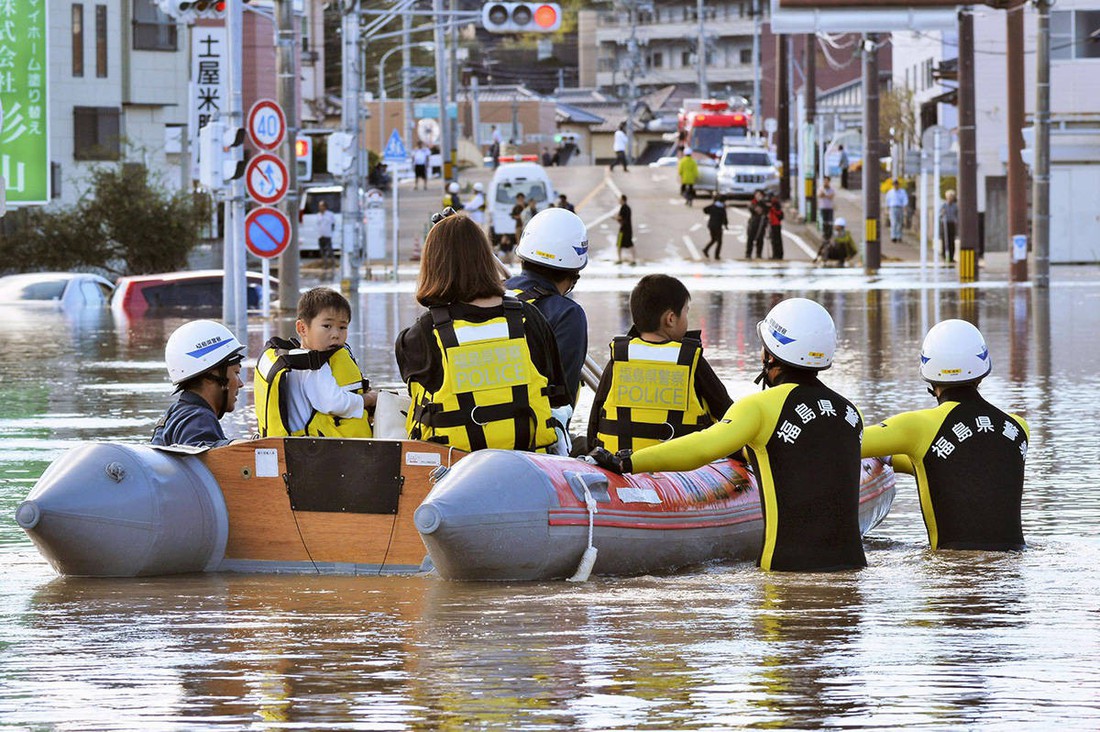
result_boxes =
[567,478,599,583]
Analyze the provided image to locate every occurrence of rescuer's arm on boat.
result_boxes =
[861,411,930,475]
[629,396,765,473]
[550,301,589,405]
[694,355,733,421]
[395,313,441,393]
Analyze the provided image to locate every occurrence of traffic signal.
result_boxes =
[155,0,226,21]
[295,136,313,182]
[481,3,562,33]
[327,132,355,176]
[198,121,245,190]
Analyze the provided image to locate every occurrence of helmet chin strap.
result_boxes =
[754,354,777,390]
[207,366,231,418]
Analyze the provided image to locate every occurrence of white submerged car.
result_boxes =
[716,146,780,199]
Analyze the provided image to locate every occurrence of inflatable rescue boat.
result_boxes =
[16,438,894,580]
[415,451,896,581]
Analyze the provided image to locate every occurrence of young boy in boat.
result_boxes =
[862,320,1028,551]
[254,287,377,437]
[588,298,867,573]
[152,320,247,448]
[587,274,731,453]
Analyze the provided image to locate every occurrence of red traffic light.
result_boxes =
[534,4,559,29]
[295,138,311,158]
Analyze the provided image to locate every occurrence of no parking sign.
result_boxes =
[244,207,291,259]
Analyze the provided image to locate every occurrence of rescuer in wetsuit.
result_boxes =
[862,319,1028,551]
[588,274,731,454]
[588,298,867,572]
[395,213,570,453]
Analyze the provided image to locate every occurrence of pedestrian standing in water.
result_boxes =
[702,197,728,260]
[768,194,785,260]
[678,147,699,207]
[940,189,959,264]
[886,178,908,243]
[615,194,635,265]
[818,176,836,241]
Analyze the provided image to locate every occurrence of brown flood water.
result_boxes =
[1,275,1099,729]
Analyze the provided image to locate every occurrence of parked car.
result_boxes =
[298,185,344,256]
[111,269,278,316]
[486,161,556,246]
[0,272,114,308]
[716,146,781,199]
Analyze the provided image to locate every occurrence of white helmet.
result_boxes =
[757,298,836,370]
[473,182,484,192]
[919,319,991,384]
[165,320,246,385]
[835,217,847,228]
[447,182,459,194]
[517,208,589,271]
[683,147,693,155]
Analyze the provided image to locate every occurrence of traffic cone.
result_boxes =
[410,237,422,261]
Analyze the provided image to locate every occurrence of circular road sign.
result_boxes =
[245,206,291,259]
[247,99,286,151]
[245,153,290,205]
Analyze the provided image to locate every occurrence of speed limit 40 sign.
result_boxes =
[247,99,286,151]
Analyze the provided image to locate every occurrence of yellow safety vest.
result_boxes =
[254,339,372,438]
[595,335,710,453]
[406,299,557,452]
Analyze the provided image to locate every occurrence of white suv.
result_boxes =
[715,147,779,199]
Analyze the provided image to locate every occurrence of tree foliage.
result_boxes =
[0,164,210,277]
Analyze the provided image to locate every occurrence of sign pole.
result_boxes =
[261,257,271,318]
[392,174,400,282]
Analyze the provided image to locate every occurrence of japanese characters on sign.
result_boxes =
[0,0,50,205]
[189,27,226,141]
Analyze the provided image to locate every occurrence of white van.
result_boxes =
[486,162,556,246]
[298,186,343,255]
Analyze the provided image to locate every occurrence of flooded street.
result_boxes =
[2,268,1099,729]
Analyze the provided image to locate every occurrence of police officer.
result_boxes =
[589,298,867,572]
[152,320,247,448]
[863,320,1028,551]
[505,208,590,406]
[464,182,486,227]
[443,181,462,211]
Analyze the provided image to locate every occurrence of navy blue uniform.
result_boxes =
[151,391,230,448]
[505,271,588,404]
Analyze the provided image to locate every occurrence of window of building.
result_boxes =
[682,51,692,67]
[96,5,107,77]
[73,107,122,161]
[651,51,663,69]
[740,48,752,65]
[1052,10,1100,60]
[133,0,177,51]
[71,4,84,77]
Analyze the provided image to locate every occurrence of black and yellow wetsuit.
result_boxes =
[587,329,732,453]
[862,385,1028,551]
[395,298,570,452]
[630,371,866,572]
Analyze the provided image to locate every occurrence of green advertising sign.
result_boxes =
[0,0,49,205]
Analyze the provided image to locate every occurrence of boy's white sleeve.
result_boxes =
[300,364,365,419]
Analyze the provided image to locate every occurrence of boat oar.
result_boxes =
[580,354,603,392]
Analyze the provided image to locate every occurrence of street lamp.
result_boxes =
[378,41,434,155]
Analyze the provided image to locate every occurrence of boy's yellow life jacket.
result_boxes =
[596,335,710,453]
[407,299,558,453]
[254,338,372,438]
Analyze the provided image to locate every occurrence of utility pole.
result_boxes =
[957,8,979,282]
[433,0,452,181]
[1033,0,1052,288]
[697,0,708,98]
[624,2,639,163]
[275,0,300,311]
[449,0,459,179]
[805,33,817,224]
[752,0,761,126]
[1006,1,1027,283]
[777,33,790,200]
[403,11,413,146]
[224,0,247,337]
[862,33,881,274]
[340,0,362,295]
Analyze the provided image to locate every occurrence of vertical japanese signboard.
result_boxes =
[189,26,226,159]
[0,0,50,205]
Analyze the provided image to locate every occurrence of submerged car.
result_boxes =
[0,272,114,308]
[111,269,278,316]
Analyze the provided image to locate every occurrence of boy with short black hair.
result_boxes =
[254,287,376,437]
[587,274,731,452]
